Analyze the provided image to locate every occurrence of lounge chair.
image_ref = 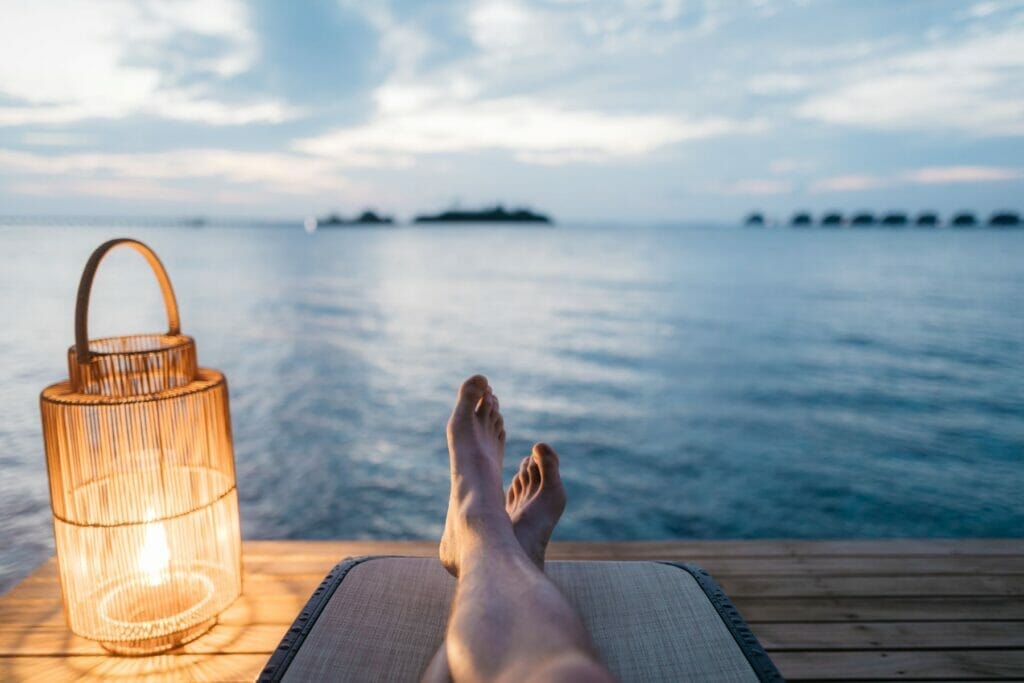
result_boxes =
[258,556,782,682]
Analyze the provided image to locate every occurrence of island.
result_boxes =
[790,212,812,227]
[880,212,908,227]
[850,212,875,226]
[989,211,1021,227]
[316,210,394,227]
[414,205,552,224]
[951,212,978,227]
[821,212,843,227]
[915,212,939,227]
[744,212,765,226]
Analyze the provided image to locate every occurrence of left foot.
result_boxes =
[507,443,567,570]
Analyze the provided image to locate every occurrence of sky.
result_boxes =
[0,0,1022,222]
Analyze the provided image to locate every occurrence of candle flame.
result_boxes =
[139,508,170,586]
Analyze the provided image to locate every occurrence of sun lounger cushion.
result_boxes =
[259,557,781,682]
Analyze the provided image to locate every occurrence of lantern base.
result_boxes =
[99,616,216,655]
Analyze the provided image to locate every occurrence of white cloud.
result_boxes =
[0,148,350,197]
[770,158,816,174]
[0,0,295,126]
[295,96,759,166]
[811,166,1022,192]
[811,175,887,192]
[798,27,1024,136]
[748,73,810,95]
[718,179,794,195]
[901,165,1023,184]
[20,132,93,147]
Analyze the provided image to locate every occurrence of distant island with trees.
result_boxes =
[315,210,394,227]
[414,205,551,224]
[307,204,552,229]
[744,210,1020,228]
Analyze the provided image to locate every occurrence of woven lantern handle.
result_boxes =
[75,238,181,364]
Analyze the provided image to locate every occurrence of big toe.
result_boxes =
[454,375,489,412]
[532,442,560,481]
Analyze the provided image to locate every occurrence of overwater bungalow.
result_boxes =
[790,212,813,227]
[951,211,978,227]
[820,212,843,227]
[989,211,1021,227]
[880,212,908,227]
[744,211,766,226]
[915,212,939,227]
[850,212,875,226]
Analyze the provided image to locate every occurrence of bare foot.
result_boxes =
[439,375,514,576]
[507,443,566,570]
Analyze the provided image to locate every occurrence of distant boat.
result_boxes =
[880,212,908,227]
[820,212,843,227]
[989,211,1021,227]
[850,212,875,226]
[181,216,207,228]
[790,212,812,227]
[915,212,939,227]
[744,212,765,226]
[316,210,395,228]
[414,205,551,224]
[951,212,978,227]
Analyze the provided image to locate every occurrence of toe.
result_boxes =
[532,442,560,481]
[475,392,494,418]
[527,460,541,491]
[457,375,488,407]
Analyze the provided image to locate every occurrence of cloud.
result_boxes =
[295,95,760,166]
[20,132,93,147]
[811,175,887,192]
[748,73,810,96]
[0,0,295,126]
[798,27,1024,136]
[811,166,1022,192]
[717,179,793,195]
[0,148,350,198]
[900,165,1024,184]
[769,158,816,174]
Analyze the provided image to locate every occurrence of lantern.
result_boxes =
[39,239,242,654]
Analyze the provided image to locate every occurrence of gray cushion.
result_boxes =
[261,557,780,682]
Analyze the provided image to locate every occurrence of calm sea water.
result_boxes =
[1,223,1022,592]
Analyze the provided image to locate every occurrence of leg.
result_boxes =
[434,376,613,683]
[423,437,568,683]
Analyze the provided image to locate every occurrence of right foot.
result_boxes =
[507,443,567,570]
[439,375,515,576]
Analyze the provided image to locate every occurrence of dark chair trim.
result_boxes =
[257,556,373,682]
[661,562,784,682]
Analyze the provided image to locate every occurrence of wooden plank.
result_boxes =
[718,575,1024,598]
[772,649,1024,680]
[236,554,1024,578]
[2,573,325,601]
[734,597,1024,622]
[240,538,1024,558]
[0,623,288,656]
[753,621,1024,651]
[0,655,269,683]
[696,556,1024,577]
[0,593,310,629]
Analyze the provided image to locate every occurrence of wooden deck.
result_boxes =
[2,539,1022,681]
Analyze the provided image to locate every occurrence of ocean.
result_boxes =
[1,222,1022,592]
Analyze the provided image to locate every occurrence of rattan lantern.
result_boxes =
[39,238,242,654]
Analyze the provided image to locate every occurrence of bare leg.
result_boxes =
[422,437,568,682]
[429,376,613,683]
